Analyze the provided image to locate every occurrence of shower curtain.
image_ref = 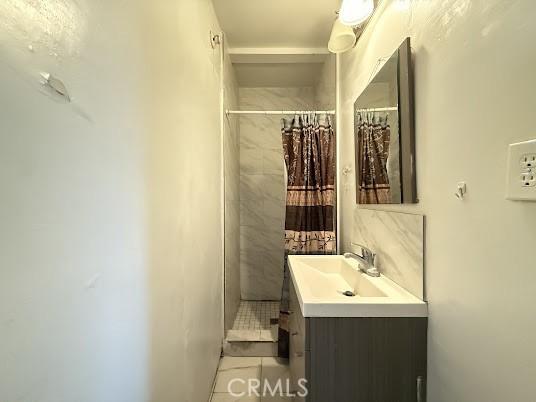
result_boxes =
[356,113,392,204]
[278,113,336,358]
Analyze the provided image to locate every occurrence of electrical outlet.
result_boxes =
[521,153,536,169]
[506,140,536,200]
[521,172,536,187]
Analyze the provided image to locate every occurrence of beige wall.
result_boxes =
[0,0,228,401]
[315,54,337,111]
[339,1,536,401]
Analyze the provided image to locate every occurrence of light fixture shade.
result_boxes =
[328,19,356,53]
[339,0,374,26]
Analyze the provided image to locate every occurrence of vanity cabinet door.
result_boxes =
[307,317,427,402]
[289,280,307,400]
[289,281,306,350]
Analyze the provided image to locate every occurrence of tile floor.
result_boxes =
[233,301,280,330]
[227,301,280,342]
[211,357,292,401]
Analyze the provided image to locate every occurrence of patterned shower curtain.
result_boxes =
[356,113,392,204]
[278,113,336,358]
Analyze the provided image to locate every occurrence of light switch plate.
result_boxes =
[506,139,536,201]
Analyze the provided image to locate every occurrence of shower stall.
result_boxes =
[222,55,337,354]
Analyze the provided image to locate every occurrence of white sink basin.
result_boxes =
[288,255,428,317]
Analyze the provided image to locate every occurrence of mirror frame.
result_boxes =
[354,37,417,204]
[397,37,417,203]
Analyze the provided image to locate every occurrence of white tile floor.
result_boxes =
[211,357,292,401]
[226,301,280,342]
[233,301,280,330]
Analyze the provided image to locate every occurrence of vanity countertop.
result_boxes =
[288,255,428,318]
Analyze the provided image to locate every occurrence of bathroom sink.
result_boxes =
[288,255,427,317]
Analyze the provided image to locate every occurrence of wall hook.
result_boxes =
[342,166,352,176]
[210,30,221,48]
[40,72,71,102]
[455,182,467,200]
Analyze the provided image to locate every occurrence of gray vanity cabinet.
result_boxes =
[289,280,428,402]
[289,279,308,402]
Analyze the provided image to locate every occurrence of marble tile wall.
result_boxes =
[224,56,241,331]
[239,87,314,300]
[351,208,425,299]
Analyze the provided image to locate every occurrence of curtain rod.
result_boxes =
[355,106,398,112]
[226,110,336,116]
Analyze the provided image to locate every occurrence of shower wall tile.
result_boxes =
[262,174,286,201]
[240,272,263,300]
[240,200,263,227]
[240,87,315,111]
[239,120,262,150]
[239,87,314,300]
[262,123,284,150]
[224,55,241,331]
[263,250,285,278]
[351,208,424,300]
[262,262,284,300]
[263,223,285,250]
[224,123,240,201]
[263,216,284,235]
[240,225,266,249]
[263,149,285,175]
[240,116,281,150]
[240,250,284,300]
[264,198,286,223]
[226,201,240,233]
[225,174,239,204]
[240,174,264,201]
[240,148,263,174]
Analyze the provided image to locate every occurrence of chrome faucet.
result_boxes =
[343,243,380,277]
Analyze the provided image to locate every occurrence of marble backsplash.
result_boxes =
[350,208,424,300]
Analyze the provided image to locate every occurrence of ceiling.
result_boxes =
[213,0,341,48]
[213,0,340,87]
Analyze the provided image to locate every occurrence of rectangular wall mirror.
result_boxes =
[354,37,417,204]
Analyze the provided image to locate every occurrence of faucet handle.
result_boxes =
[369,252,377,265]
[350,242,374,262]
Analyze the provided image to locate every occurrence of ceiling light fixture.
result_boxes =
[339,0,374,26]
[328,18,356,53]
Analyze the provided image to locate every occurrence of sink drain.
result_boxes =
[343,290,356,297]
